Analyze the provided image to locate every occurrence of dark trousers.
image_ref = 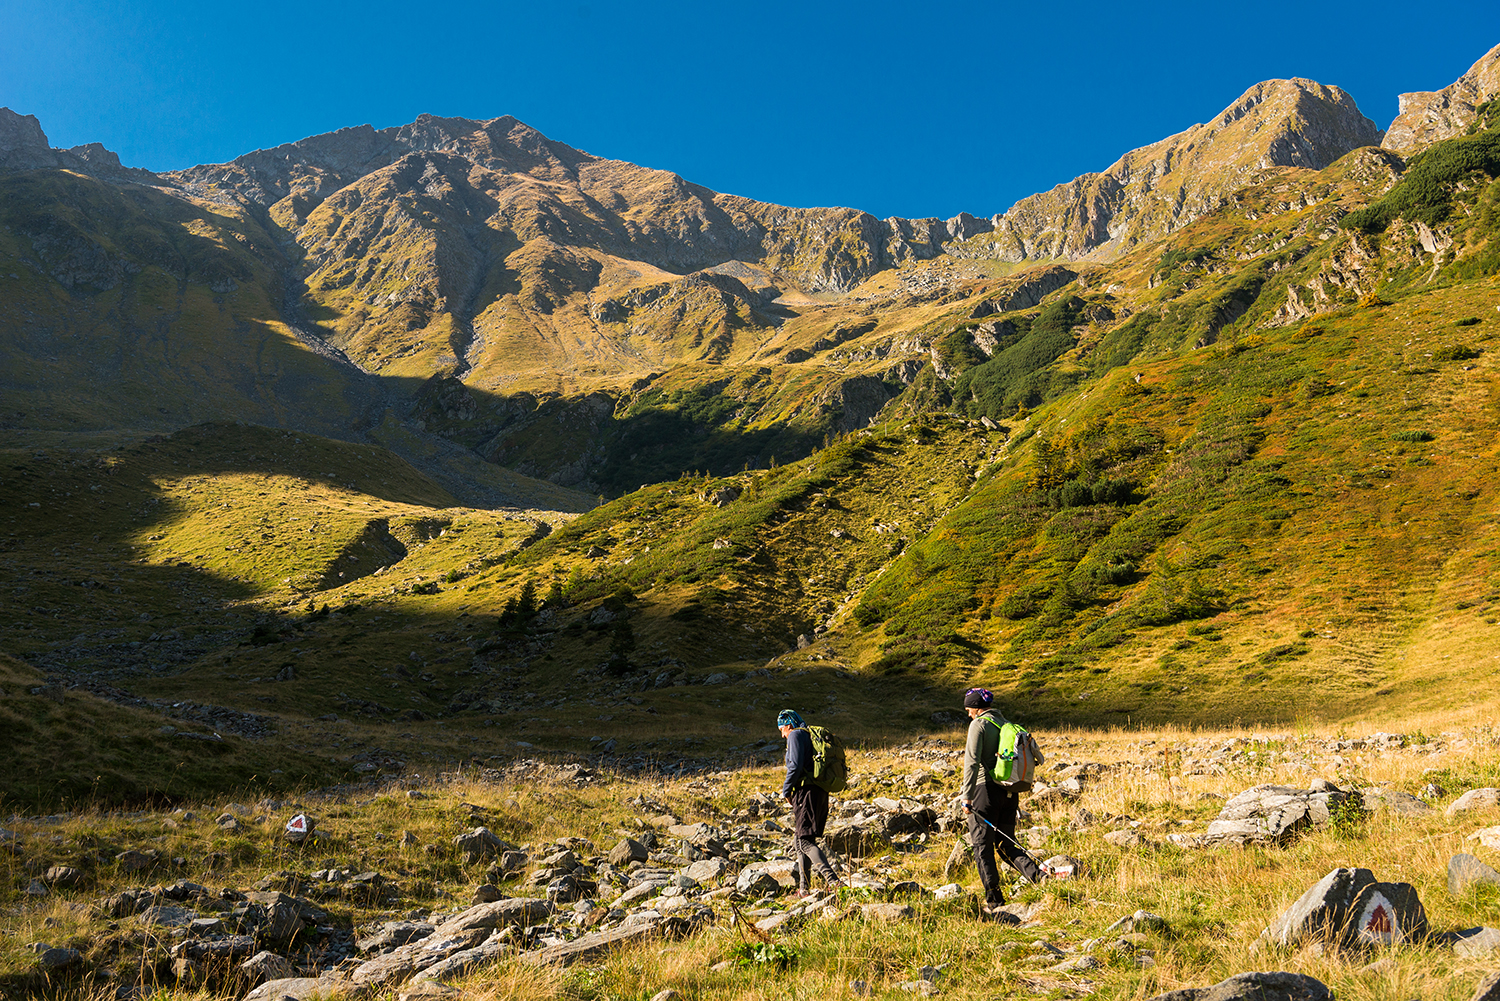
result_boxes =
[967,783,1042,905]
[787,785,837,889]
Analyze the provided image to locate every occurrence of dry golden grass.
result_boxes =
[5,713,1500,1000]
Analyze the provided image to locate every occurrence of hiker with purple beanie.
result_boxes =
[962,688,1043,919]
[778,709,845,895]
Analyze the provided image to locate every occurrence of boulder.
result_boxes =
[1202,784,1358,846]
[411,933,511,983]
[1261,867,1427,949]
[735,870,782,897]
[454,827,516,863]
[1358,787,1431,815]
[1450,853,1500,896]
[1146,971,1332,1001]
[1448,789,1500,818]
[44,866,84,888]
[37,947,82,969]
[609,838,649,866]
[683,858,729,884]
[357,920,436,954]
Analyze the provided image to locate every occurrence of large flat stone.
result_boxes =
[437,897,549,933]
[244,977,355,1001]
[518,923,659,967]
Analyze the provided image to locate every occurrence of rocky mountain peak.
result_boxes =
[1383,42,1500,152]
[955,77,1383,264]
[0,107,61,171]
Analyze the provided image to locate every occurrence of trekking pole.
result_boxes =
[974,813,1050,878]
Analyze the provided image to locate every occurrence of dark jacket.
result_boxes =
[783,727,813,796]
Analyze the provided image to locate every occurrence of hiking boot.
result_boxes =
[980,902,1018,924]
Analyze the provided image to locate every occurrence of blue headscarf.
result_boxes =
[776,709,804,729]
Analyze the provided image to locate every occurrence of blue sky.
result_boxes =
[4,1,1498,220]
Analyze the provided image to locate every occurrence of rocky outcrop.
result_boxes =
[0,107,159,183]
[1383,43,1500,153]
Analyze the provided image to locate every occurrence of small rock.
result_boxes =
[45,866,83,888]
[172,957,204,987]
[1049,956,1100,973]
[1469,826,1500,850]
[472,884,503,904]
[933,883,963,900]
[649,992,681,1001]
[861,902,914,922]
[1103,830,1144,848]
[25,878,47,897]
[898,980,939,996]
[240,951,295,983]
[38,947,82,969]
[851,980,872,996]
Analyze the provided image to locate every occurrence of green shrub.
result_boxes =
[1391,429,1435,442]
[1341,124,1500,233]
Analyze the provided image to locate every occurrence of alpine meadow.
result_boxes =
[5,39,1500,1001]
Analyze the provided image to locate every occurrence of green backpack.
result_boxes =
[805,724,848,793]
[982,717,1044,792]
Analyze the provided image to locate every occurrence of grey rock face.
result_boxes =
[357,920,436,954]
[1261,867,1426,949]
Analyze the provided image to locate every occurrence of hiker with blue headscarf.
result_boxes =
[963,688,1044,920]
[777,709,845,896]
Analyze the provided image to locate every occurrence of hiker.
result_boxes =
[962,688,1044,918]
[777,709,845,895]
